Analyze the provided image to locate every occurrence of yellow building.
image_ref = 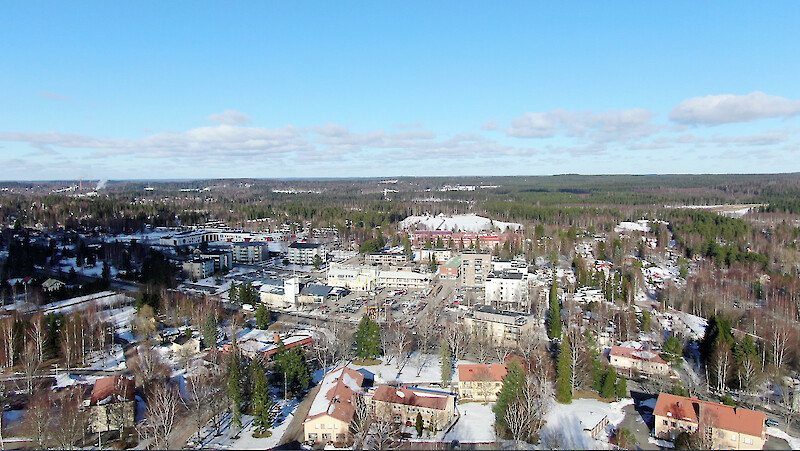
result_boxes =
[456,363,507,402]
[368,386,455,432]
[303,366,365,446]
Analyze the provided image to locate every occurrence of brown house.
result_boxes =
[88,375,136,433]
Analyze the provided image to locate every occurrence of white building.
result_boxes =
[327,263,431,291]
[182,258,215,280]
[484,271,528,311]
[231,242,267,264]
[288,242,326,266]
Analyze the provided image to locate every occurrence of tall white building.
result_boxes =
[485,270,528,311]
[287,242,326,265]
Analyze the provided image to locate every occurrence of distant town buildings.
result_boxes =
[288,242,326,266]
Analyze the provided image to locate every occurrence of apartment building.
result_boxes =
[462,304,536,346]
[365,252,410,266]
[654,393,767,450]
[368,386,455,431]
[461,252,492,288]
[457,363,507,402]
[485,270,528,311]
[182,258,215,280]
[303,366,365,446]
[231,242,267,264]
[288,242,326,265]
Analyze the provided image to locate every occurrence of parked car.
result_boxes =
[766,418,780,427]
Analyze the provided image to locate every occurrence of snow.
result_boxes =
[614,221,651,233]
[539,398,633,450]
[400,214,522,233]
[649,437,675,448]
[197,399,300,450]
[767,426,800,449]
[349,352,474,385]
[443,402,497,443]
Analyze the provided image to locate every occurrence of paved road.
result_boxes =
[617,403,658,450]
[278,382,321,446]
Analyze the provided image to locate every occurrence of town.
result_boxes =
[0,175,798,450]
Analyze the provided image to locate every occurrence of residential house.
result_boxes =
[42,278,65,292]
[365,252,410,267]
[609,346,670,376]
[171,334,200,357]
[303,366,365,446]
[654,393,767,450]
[88,376,136,433]
[368,386,455,431]
[457,363,507,402]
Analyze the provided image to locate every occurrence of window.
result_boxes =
[329,424,334,429]
[743,437,753,445]
[309,433,318,439]
[322,433,330,440]
[663,420,668,426]
[334,424,338,429]
[730,434,737,441]
[671,422,676,427]
[315,424,320,429]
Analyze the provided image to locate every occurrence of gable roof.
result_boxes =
[610,346,667,365]
[654,393,766,437]
[90,375,135,406]
[305,366,365,424]
[458,363,507,382]
[372,386,452,411]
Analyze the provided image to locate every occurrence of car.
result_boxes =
[766,419,780,427]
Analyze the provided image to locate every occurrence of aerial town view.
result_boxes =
[2,2,800,450]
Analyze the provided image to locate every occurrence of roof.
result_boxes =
[654,393,766,437]
[610,346,667,365]
[289,242,322,249]
[300,284,332,297]
[458,363,507,382]
[371,386,452,411]
[42,278,65,288]
[90,376,135,406]
[305,366,365,424]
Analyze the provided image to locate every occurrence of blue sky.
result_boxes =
[2,1,799,180]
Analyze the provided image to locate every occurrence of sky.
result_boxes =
[2,1,800,180]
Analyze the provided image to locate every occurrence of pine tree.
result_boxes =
[662,335,682,365]
[354,315,381,359]
[255,304,270,330]
[615,376,627,399]
[547,279,562,339]
[601,367,616,399]
[494,359,526,428]
[439,339,452,387]
[229,283,238,304]
[556,336,572,403]
[227,354,243,432]
[203,313,218,349]
[416,412,424,437]
[251,364,274,434]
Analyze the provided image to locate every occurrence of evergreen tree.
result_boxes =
[615,376,627,399]
[255,304,271,330]
[556,336,572,403]
[493,359,526,428]
[662,335,683,365]
[274,347,311,396]
[312,254,323,269]
[203,313,218,349]
[229,283,238,304]
[102,260,110,281]
[354,315,382,359]
[251,364,274,434]
[601,367,616,399]
[227,354,243,432]
[547,279,562,339]
[439,339,452,387]
[415,412,424,437]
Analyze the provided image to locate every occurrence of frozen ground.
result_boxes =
[195,398,300,450]
[348,353,475,385]
[539,397,633,450]
[444,402,497,443]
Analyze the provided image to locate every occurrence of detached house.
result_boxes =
[368,386,455,431]
[654,393,767,450]
[88,376,136,433]
[609,346,670,376]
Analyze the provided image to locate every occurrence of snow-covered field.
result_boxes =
[539,398,633,450]
[349,353,475,385]
[194,399,300,450]
[400,214,522,233]
[444,402,497,443]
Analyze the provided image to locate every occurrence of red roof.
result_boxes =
[90,376,135,406]
[371,386,451,411]
[654,393,766,437]
[458,364,507,382]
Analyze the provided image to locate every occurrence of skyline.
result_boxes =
[2,2,800,180]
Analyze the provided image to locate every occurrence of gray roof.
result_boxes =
[300,284,332,297]
[289,242,322,249]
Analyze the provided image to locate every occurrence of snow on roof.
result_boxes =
[306,366,365,424]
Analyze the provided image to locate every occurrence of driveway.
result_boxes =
[277,382,321,445]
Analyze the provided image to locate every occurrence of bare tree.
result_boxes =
[445,321,470,361]
[388,324,411,365]
[474,367,496,403]
[0,316,15,368]
[504,400,527,447]
[131,344,171,389]
[50,387,89,450]
[184,370,224,440]
[29,311,45,363]
[142,382,180,450]
[470,327,493,364]
[713,344,732,394]
[20,341,40,395]
[771,319,791,371]
[23,390,51,449]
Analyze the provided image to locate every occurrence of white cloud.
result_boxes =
[481,120,499,131]
[506,108,656,141]
[670,91,800,125]
[206,109,252,125]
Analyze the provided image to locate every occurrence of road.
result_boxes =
[278,382,321,446]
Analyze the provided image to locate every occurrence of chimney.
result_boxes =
[274,332,281,344]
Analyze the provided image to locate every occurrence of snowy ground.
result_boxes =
[400,214,522,232]
[348,353,475,385]
[444,402,497,443]
[767,427,800,449]
[194,398,300,450]
[539,397,633,450]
